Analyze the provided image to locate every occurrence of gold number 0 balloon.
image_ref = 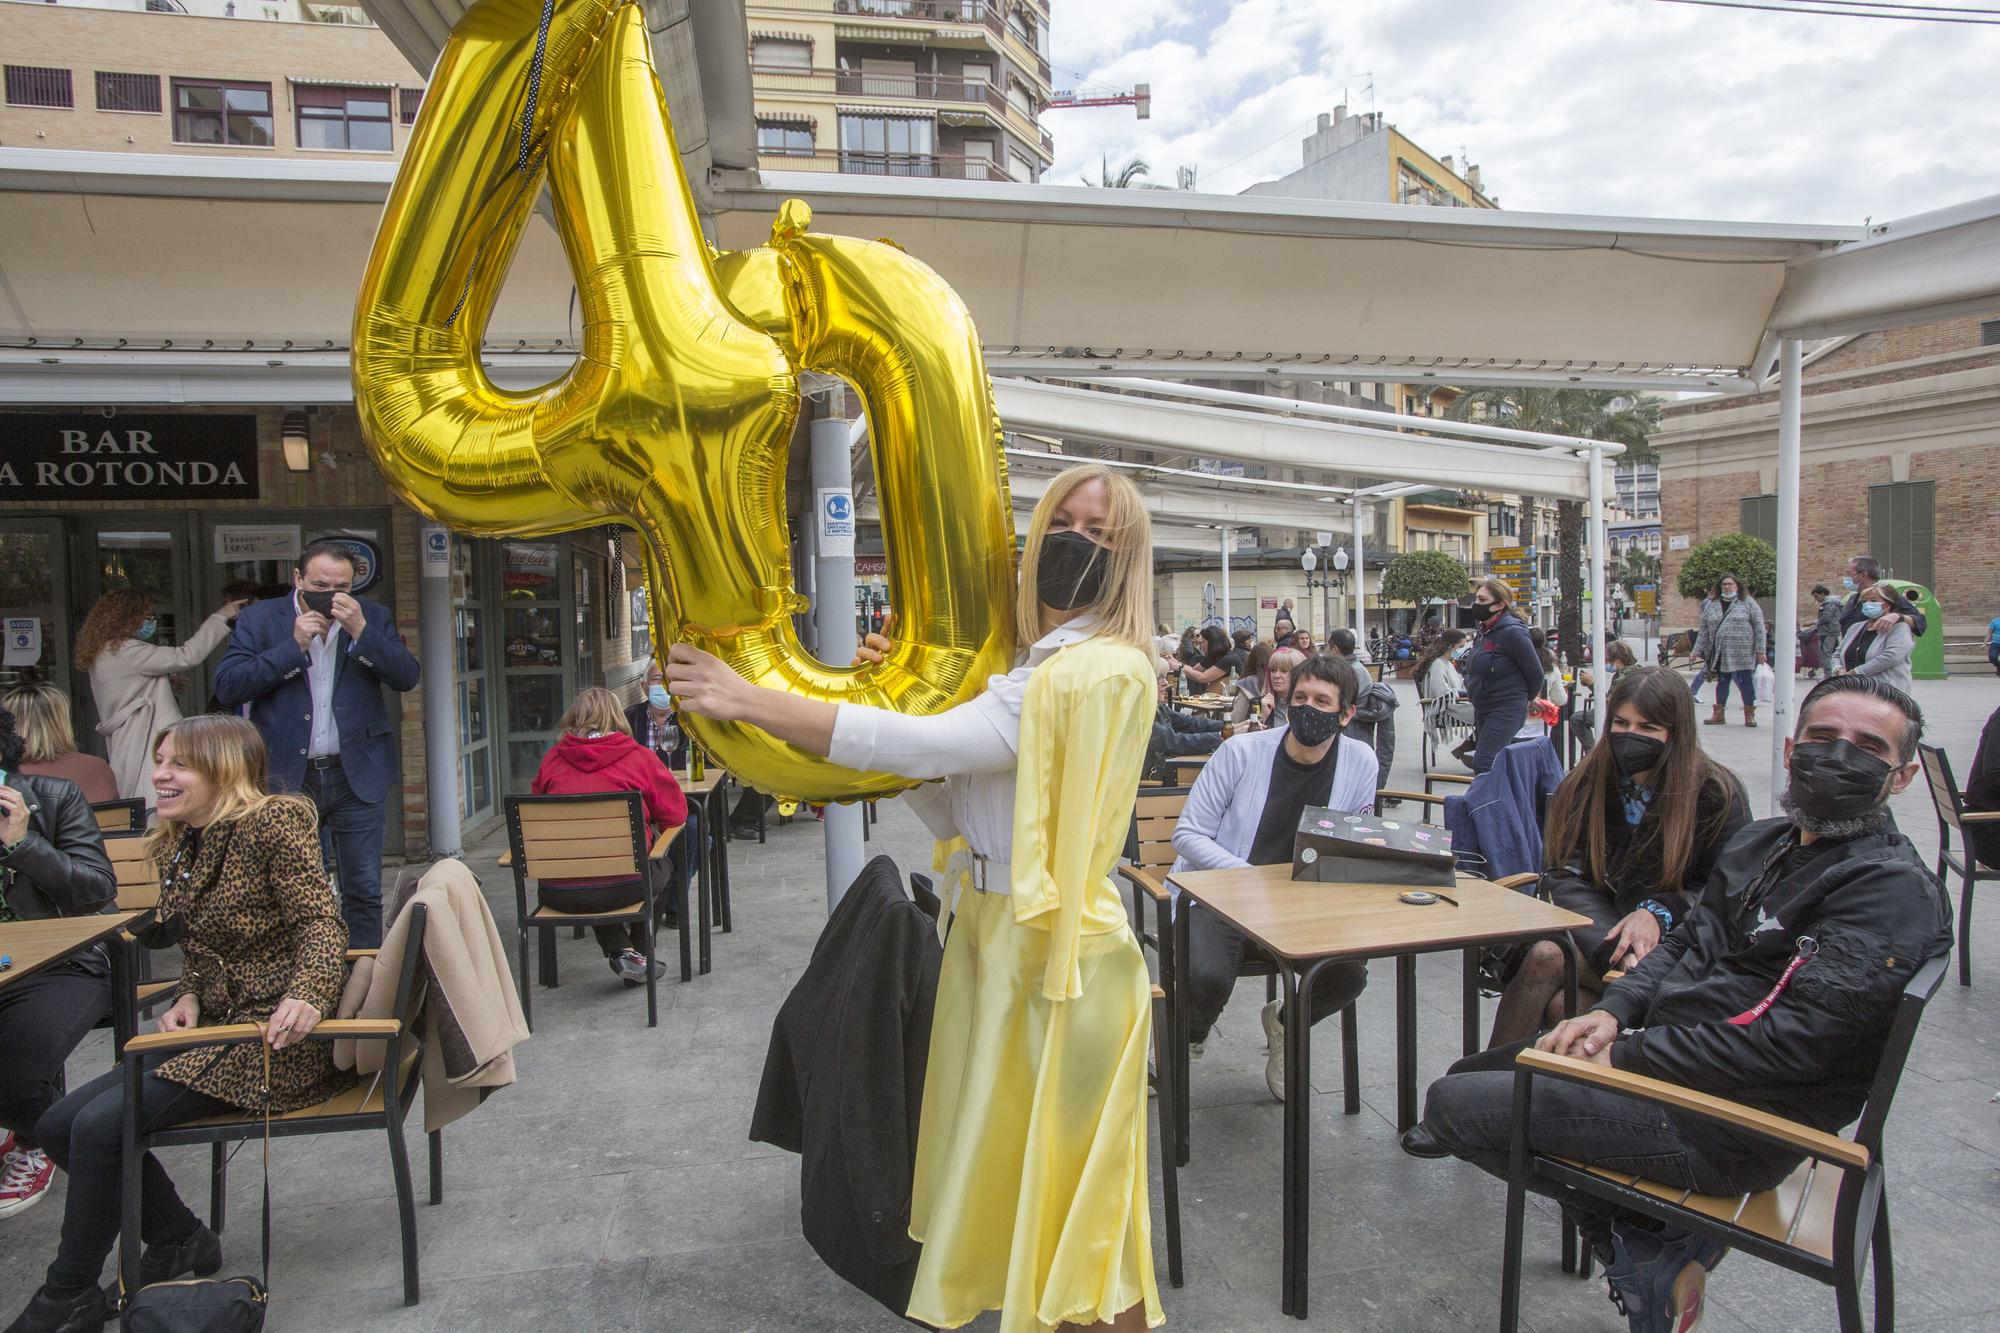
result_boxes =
[353,0,1016,804]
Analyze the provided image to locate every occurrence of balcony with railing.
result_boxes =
[754,66,1009,114]
[757,148,1015,180]
[751,0,1007,39]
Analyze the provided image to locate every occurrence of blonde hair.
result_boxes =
[2,681,79,763]
[144,714,312,859]
[1474,578,1515,612]
[1268,647,1306,677]
[559,687,631,737]
[1014,464,1155,650]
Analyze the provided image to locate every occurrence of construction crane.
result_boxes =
[1047,81,1150,119]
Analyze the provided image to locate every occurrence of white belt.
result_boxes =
[970,853,1013,896]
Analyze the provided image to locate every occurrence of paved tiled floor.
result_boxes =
[6,674,1996,1330]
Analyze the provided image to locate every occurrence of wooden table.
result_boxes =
[1163,865,1588,1319]
[674,768,733,974]
[1177,694,1232,716]
[0,910,147,1052]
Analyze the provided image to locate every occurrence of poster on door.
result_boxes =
[4,617,42,667]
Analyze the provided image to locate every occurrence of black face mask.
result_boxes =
[1608,731,1666,778]
[1036,529,1109,611]
[300,589,338,616]
[1286,703,1345,748]
[1787,739,1894,823]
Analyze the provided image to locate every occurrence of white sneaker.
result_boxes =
[1188,1037,1206,1061]
[1261,1000,1286,1102]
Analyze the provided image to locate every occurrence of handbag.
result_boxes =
[121,1042,273,1332]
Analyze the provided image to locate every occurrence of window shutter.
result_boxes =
[1867,480,1936,589]
[1739,494,1776,548]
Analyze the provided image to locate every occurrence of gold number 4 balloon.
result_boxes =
[354,0,1016,804]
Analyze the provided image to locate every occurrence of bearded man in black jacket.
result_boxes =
[1401,673,1950,1333]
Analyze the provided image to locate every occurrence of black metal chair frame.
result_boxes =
[118,904,439,1308]
[1499,953,1949,1333]
[503,791,676,1027]
[1917,743,1998,986]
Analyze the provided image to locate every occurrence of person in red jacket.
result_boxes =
[531,688,688,984]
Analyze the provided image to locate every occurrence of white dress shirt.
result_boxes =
[828,618,1099,892]
[299,592,346,759]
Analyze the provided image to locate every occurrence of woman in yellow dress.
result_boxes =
[669,463,1163,1330]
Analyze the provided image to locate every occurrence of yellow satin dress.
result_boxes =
[906,637,1165,1331]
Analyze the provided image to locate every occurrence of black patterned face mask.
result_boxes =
[1286,704,1345,748]
[1037,530,1109,611]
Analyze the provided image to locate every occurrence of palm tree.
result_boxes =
[1617,549,1661,601]
[1446,388,1662,665]
[1083,154,1153,188]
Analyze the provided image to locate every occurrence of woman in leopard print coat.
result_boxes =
[14,715,354,1330]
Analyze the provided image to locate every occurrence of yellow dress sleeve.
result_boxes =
[1010,647,1153,1002]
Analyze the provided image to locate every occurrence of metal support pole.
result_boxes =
[417,522,463,858]
[1352,500,1367,649]
[1220,526,1231,632]
[1587,447,1608,742]
[1771,339,1804,814]
[811,415,866,909]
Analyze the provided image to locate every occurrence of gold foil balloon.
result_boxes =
[353,0,1015,803]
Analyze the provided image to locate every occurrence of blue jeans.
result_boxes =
[304,759,387,948]
[1711,668,1757,708]
[36,1060,234,1294]
[1418,1040,1769,1255]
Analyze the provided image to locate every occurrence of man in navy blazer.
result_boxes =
[214,539,420,946]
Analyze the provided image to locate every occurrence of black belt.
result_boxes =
[305,755,343,771]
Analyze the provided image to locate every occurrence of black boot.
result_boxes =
[3,1284,111,1333]
[140,1221,222,1286]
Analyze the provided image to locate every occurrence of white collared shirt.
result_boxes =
[298,591,345,759]
[828,617,1100,882]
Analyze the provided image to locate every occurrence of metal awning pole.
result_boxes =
[1771,339,1804,814]
[1352,500,1366,648]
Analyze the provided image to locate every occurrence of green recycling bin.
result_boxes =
[1879,580,1946,680]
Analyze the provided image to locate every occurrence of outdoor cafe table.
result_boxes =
[0,910,147,1052]
[1162,865,1588,1318]
[1177,694,1232,717]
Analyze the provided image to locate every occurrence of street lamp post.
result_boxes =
[1301,543,1350,641]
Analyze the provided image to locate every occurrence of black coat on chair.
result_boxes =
[750,854,942,1317]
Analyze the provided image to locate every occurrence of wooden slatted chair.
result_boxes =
[1499,954,1950,1333]
[502,791,681,1028]
[104,834,179,1041]
[1917,743,1999,985]
[90,797,147,834]
[1118,787,1191,1163]
[118,904,440,1308]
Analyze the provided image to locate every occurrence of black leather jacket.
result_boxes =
[0,772,117,920]
[1598,816,1950,1179]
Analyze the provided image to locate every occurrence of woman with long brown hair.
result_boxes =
[75,587,246,805]
[1486,666,1750,1047]
[10,714,347,1333]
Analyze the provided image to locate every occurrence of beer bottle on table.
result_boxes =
[690,740,706,784]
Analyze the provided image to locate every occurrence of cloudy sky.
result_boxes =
[1046,0,2000,224]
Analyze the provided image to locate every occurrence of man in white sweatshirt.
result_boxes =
[1171,655,1380,1101]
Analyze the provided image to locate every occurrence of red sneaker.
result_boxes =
[0,1144,55,1219]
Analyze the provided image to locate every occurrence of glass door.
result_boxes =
[450,537,497,828]
[497,540,567,794]
[72,517,200,738]
[0,518,72,700]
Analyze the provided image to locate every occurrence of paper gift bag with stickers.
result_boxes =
[1292,808,1456,888]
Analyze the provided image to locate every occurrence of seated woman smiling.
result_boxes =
[9,714,349,1333]
[1486,667,1749,1049]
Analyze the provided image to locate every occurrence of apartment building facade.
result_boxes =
[744,0,1054,182]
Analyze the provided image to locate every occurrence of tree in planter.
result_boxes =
[1676,532,1777,602]
[1380,549,1471,610]
[1446,388,1662,663]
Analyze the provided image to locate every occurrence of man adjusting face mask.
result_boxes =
[1037,529,1108,612]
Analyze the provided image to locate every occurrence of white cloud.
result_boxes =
[1047,0,2000,223]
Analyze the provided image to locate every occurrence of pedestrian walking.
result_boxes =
[1696,572,1766,727]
